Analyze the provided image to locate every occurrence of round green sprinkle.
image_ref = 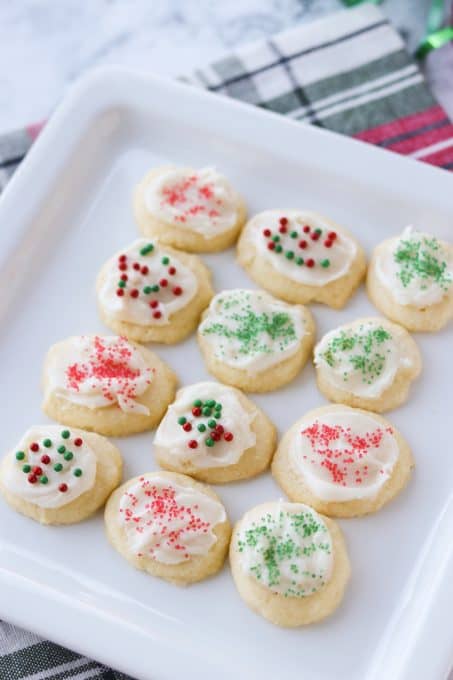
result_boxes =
[43,438,52,448]
[162,256,170,265]
[58,445,66,454]
[315,228,322,235]
[15,451,25,461]
[272,235,280,242]
[197,424,206,433]
[208,419,217,428]
[61,430,70,439]
[285,251,294,260]
[140,243,154,256]
[40,476,48,484]
[54,463,63,472]
[194,399,202,407]
[321,259,330,268]
[296,257,304,265]
[22,464,31,473]
[64,451,73,461]
[177,416,187,425]
[275,244,283,253]
[151,284,160,292]
[73,468,83,477]
[206,399,216,408]
[205,438,215,447]
[143,286,153,294]
[202,407,212,416]
[290,231,298,238]
[118,280,126,288]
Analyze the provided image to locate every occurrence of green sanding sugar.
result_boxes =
[394,234,451,291]
[321,325,392,384]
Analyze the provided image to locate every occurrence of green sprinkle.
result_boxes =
[140,243,154,256]
[315,228,322,235]
[285,251,294,260]
[208,419,217,429]
[40,476,48,484]
[58,445,66,454]
[151,284,160,292]
[15,451,25,461]
[143,286,153,294]
[275,244,283,253]
[197,424,206,433]
[64,451,74,461]
[205,438,215,447]
[22,464,31,473]
[272,235,280,243]
[73,468,83,477]
[394,233,451,292]
[290,231,298,238]
[206,399,216,408]
[321,259,330,268]
[194,399,202,407]
[118,280,126,288]
[61,430,70,439]
[296,257,304,266]
[177,416,187,425]
[161,256,170,265]
[54,463,63,472]
[43,438,52,448]
[202,407,212,416]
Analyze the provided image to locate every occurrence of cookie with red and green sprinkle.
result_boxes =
[154,381,276,483]
[0,425,122,525]
[96,238,214,343]
[230,501,350,626]
[367,226,453,332]
[237,210,366,308]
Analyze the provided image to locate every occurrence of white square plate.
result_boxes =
[0,68,452,680]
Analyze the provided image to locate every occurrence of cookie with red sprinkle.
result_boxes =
[237,210,366,308]
[0,425,122,525]
[272,404,414,517]
[133,166,247,253]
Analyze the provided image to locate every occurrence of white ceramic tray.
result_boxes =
[0,67,452,680]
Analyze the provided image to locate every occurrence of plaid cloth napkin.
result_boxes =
[1,4,452,680]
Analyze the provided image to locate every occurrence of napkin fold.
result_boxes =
[1,5,452,680]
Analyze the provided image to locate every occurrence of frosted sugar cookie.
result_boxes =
[154,381,276,483]
[105,471,231,585]
[0,425,122,525]
[272,404,414,517]
[42,335,177,436]
[314,317,421,412]
[367,226,453,331]
[230,501,350,626]
[133,166,247,252]
[198,289,315,392]
[96,238,213,343]
[237,210,366,308]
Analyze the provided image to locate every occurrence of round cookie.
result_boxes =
[104,471,231,585]
[42,335,177,437]
[230,501,350,626]
[198,288,315,392]
[154,381,277,483]
[367,226,453,332]
[314,317,421,412]
[237,210,366,308]
[133,166,247,253]
[96,238,214,343]
[272,404,414,517]
[0,425,122,525]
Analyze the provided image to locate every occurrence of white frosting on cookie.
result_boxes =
[98,239,197,326]
[118,475,226,564]
[154,382,256,469]
[199,289,305,372]
[246,210,356,285]
[236,502,333,597]
[289,408,399,501]
[45,335,153,415]
[144,167,239,237]
[2,426,96,508]
[375,226,452,308]
[314,320,407,398]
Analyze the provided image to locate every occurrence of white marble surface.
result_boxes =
[0,0,447,134]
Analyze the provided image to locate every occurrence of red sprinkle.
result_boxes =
[33,466,43,476]
[120,274,128,281]
[173,286,183,296]
[59,483,68,493]
[279,217,288,227]
[188,440,198,449]
[215,424,224,434]
[130,289,139,298]
[303,225,310,233]
[279,224,287,234]
[117,289,124,297]
[141,265,149,275]
[263,228,271,237]
[168,266,176,275]
[267,241,276,250]
[159,278,168,287]
[40,455,51,465]
[324,239,333,248]
[224,432,234,442]
[328,231,337,240]
[74,438,83,447]
[299,240,307,249]
[311,232,320,241]
[210,430,221,441]
[119,263,127,271]
[28,473,38,484]
[183,422,192,432]
[153,311,162,319]
[133,262,140,271]
[306,258,315,268]
[30,443,39,452]
[119,255,127,262]
[150,300,159,309]
[192,406,202,417]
